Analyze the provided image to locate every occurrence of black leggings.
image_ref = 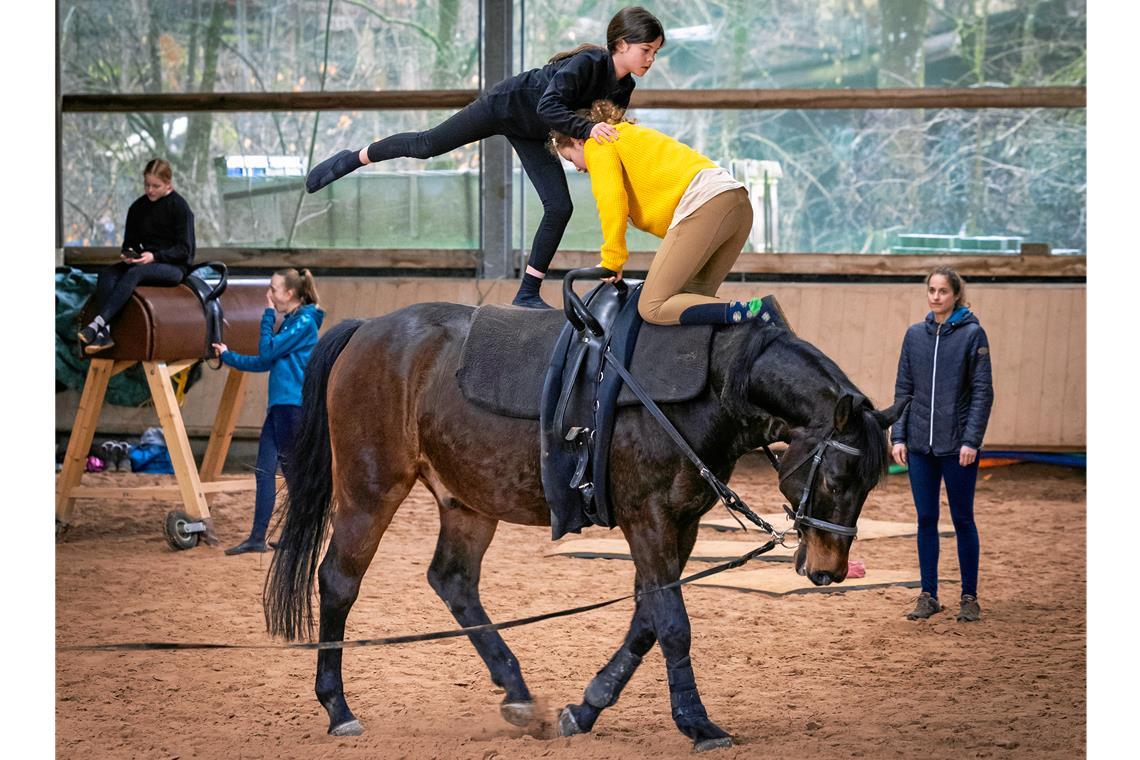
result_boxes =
[366,97,571,275]
[91,261,186,323]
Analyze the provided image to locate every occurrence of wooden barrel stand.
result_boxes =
[55,278,270,550]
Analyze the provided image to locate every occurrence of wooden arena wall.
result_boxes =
[55,277,1085,450]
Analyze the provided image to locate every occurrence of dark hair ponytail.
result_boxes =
[548,6,665,63]
[548,43,605,64]
[276,268,320,306]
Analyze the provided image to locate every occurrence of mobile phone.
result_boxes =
[125,246,143,259]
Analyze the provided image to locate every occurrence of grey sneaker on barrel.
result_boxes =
[906,592,942,620]
[957,594,982,622]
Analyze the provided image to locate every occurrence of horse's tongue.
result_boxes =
[847,559,866,579]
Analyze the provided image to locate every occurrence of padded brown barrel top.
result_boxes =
[80,278,270,362]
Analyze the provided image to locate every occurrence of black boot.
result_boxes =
[224,537,269,555]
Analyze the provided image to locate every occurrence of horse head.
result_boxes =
[776,392,910,586]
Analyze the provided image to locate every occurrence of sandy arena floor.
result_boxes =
[56,459,1085,759]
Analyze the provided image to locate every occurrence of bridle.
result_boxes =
[770,434,862,539]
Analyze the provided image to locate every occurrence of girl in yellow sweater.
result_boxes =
[549,101,781,326]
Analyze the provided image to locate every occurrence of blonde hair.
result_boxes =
[547,100,635,155]
[143,158,173,183]
[926,266,969,309]
[275,268,320,306]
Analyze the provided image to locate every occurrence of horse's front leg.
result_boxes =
[558,588,656,735]
[627,518,733,752]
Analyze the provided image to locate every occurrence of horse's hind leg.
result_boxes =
[427,501,535,725]
[315,468,415,736]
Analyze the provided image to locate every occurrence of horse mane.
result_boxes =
[727,323,890,485]
[852,406,891,486]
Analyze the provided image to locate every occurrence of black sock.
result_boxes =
[517,272,544,296]
[678,301,750,326]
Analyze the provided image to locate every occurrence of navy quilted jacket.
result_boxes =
[891,307,994,456]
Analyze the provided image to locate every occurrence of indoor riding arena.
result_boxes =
[49,2,1097,758]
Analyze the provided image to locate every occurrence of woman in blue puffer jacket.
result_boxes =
[891,266,994,622]
[212,268,325,555]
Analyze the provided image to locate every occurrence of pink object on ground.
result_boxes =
[847,559,866,579]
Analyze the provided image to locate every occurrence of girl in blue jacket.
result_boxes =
[305,6,664,309]
[891,267,994,622]
[213,269,325,555]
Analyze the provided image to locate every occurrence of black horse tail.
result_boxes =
[264,318,365,641]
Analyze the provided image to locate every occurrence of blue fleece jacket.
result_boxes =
[219,304,324,408]
[891,306,994,456]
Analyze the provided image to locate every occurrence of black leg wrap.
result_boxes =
[584,648,642,709]
[667,656,708,722]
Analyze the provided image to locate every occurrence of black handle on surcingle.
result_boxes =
[562,266,619,337]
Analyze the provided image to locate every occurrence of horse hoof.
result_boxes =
[500,700,535,726]
[329,719,364,736]
[558,706,583,737]
[694,736,734,752]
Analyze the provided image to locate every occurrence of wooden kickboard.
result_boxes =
[546,537,795,562]
[700,514,954,539]
[689,567,922,596]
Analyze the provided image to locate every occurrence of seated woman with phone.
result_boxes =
[78,158,196,354]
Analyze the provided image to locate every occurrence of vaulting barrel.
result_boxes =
[79,278,269,361]
[61,276,276,549]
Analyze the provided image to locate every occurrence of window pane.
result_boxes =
[62,110,480,250]
[60,0,480,95]
[523,0,1086,89]
[523,107,1085,255]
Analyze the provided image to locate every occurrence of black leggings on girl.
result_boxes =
[91,261,186,322]
[365,97,572,282]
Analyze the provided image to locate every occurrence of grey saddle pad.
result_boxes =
[457,304,713,419]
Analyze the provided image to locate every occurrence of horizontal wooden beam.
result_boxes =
[61,86,1085,113]
[631,87,1086,110]
[63,247,1085,278]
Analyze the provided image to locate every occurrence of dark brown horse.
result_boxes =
[265,302,906,751]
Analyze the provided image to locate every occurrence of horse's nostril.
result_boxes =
[809,570,833,586]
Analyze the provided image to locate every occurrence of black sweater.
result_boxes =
[120,190,196,270]
[486,46,635,140]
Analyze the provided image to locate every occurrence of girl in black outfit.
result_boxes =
[78,158,196,353]
[306,6,665,309]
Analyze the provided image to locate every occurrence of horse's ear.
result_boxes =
[834,393,855,431]
[871,396,911,429]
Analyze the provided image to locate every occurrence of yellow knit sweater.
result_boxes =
[584,121,717,272]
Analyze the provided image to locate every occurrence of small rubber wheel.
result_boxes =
[164,510,200,551]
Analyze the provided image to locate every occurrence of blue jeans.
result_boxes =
[907,450,980,599]
[249,404,302,542]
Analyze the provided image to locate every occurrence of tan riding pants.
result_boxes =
[638,188,753,326]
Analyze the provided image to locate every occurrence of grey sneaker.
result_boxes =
[957,594,982,622]
[906,592,942,620]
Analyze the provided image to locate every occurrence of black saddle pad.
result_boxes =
[457,305,713,419]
